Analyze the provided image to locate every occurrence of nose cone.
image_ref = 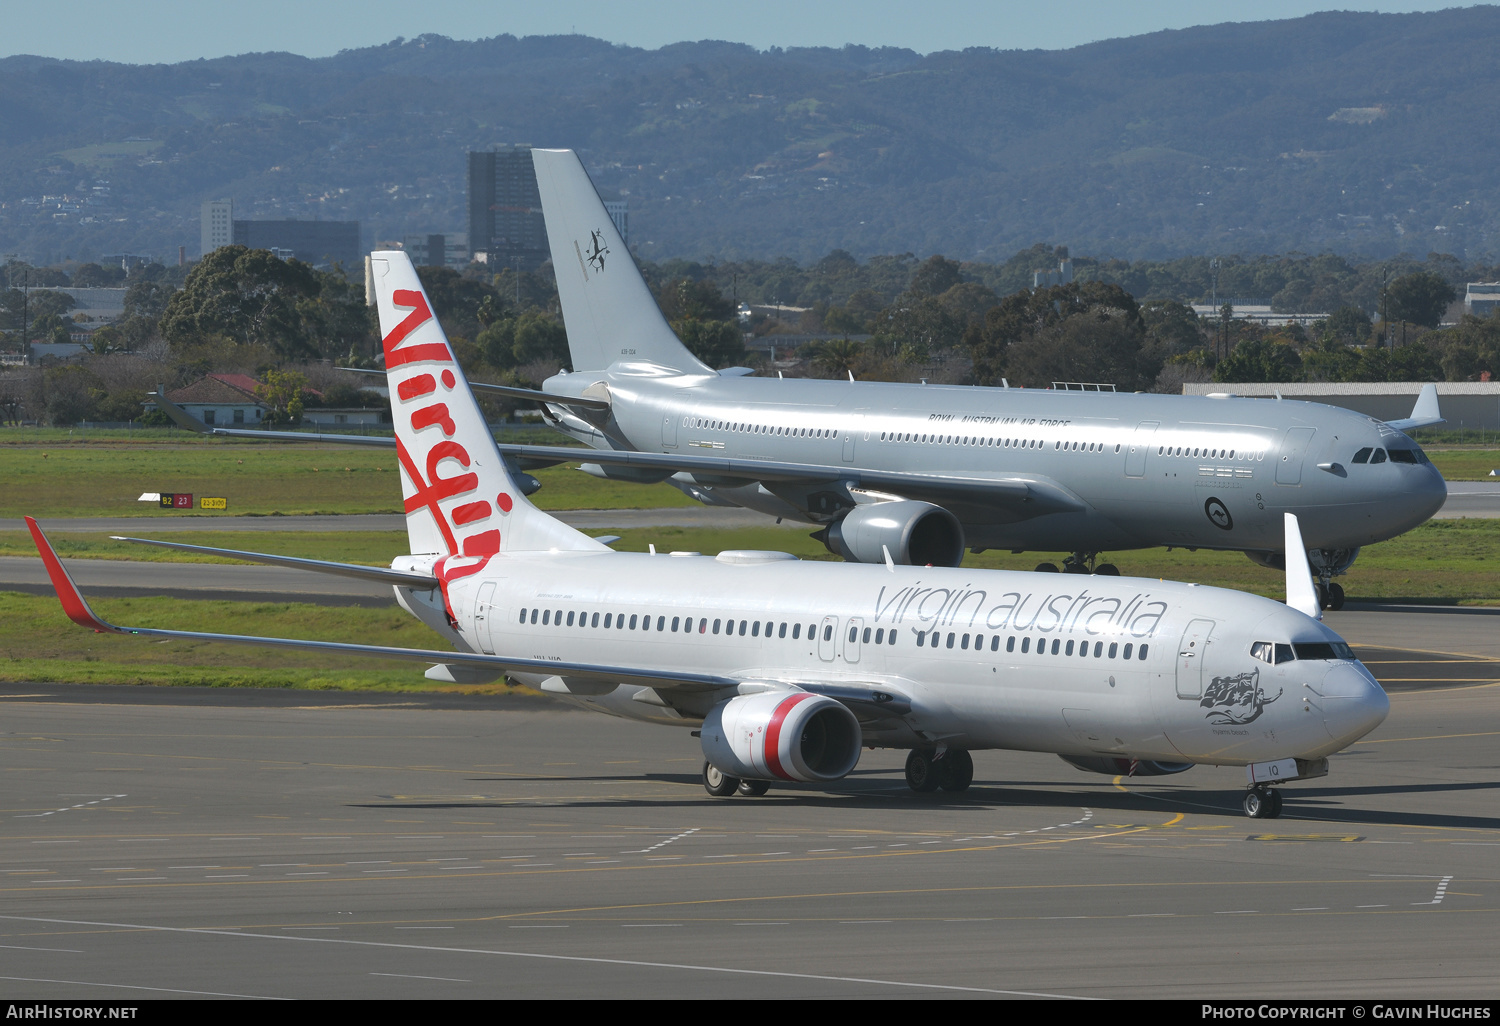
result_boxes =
[1390,463,1448,534]
[1319,662,1389,745]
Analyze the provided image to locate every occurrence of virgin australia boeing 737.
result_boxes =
[522,148,1447,609]
[32,252,1388,818]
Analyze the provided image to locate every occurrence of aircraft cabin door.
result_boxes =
[472,581,498,655]
[662,412,679,449]
[1175,618,1215,699]
[842,415,861,462]
[1125,421,1159,478]
[844,617,864,663]
[818,615,839,662]
[1276,427,1315,486]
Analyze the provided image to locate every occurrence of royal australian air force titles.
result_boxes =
[529,147,1446,602]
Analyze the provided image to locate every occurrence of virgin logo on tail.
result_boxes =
[382,289,512,570]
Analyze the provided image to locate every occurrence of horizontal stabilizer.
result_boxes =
[1385,383,1444,432]
[109,536,438,588]
[339,367,609,411]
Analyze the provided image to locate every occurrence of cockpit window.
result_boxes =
[1253,640,1356,663]
[1251,641,1296,664]
[1352,447,1372,464]
[1387,447,1427,464]
[1369,448,1387,464]
[1294,642,1356,661]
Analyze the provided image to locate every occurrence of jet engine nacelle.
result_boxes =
[702,691,862,783]
[822,500,965,567]
[1060,754,1195,776]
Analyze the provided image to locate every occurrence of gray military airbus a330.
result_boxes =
[522,149,1447,609]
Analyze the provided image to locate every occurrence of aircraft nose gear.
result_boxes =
[736,779,771,797]
[1308,548,1357,611]
[703,761,741,797]
[1243,785,1283,819]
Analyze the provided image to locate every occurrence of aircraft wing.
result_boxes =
[153,390,1082,520]
[1385,383,1444,433]
[108,536,439,588]
[28,518,736,693]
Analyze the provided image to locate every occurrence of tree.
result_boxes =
[1386,272,1457,329]
[1213,338,1303,382]
[123,279,176,320]
[71,263,126,287]
[256,368,308,426]
[909,255,963,297]
[159,246,322,358]
[1322,305,1372,342]
[966,280,1153,388]
[807,337,866,377]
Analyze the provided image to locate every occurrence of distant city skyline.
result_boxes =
[2,0,1471,64]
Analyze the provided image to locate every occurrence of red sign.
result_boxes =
[158,493,193,509]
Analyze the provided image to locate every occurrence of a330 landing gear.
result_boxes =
[905,749,974,793]
[703,762,772,797]
[1242,785,1284,819]
[1037,553,1119,576]
[1317,582,1346,612]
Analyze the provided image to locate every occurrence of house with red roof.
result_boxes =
[163,373,267,426]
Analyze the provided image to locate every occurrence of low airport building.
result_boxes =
[1184,381,1500,431]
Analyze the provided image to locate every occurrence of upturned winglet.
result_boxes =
[25,517,119,633]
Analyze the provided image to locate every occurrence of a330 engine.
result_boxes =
[818,500,965,567]
[702,692,863,783]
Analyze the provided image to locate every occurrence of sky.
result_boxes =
[1,0,1475,64]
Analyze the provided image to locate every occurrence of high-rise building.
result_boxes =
[200,199,233,256]
[401,233,471,270]
[603,198,629,247]
[468,145,548,271]
[230,219,361,270]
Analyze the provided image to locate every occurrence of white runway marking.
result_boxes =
[15,794,126,819]
[628,827,700,854]
[0,915,1094,999]
[370,972,469,982]
[0,974,283,999]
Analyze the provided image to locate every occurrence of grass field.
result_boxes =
[0,443,695,517]
[0,592,504,692]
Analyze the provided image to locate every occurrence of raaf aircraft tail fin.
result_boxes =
[369,251,608,559]
[532,148,713,376]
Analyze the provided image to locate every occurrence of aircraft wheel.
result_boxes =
[1266,788,1283,818]
[737,779,771,797]
[938,750,974,792]
[905,750,941,793]
[1063,563,1089,575]
[1034,562,1060,574]
[1327,583,1345,611]
[703,761,741,798]
[1243,786,1274,819]
[1094,563,1121,576]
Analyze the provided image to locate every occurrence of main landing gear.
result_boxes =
[1242,785,1284,819]
[904,749,974,793]
[702,762,772,798]
[1035,552,1119,576]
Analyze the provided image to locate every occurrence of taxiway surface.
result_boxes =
[1,624,1496,1001]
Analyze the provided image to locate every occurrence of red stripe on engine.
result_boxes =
[763,693,814,781]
